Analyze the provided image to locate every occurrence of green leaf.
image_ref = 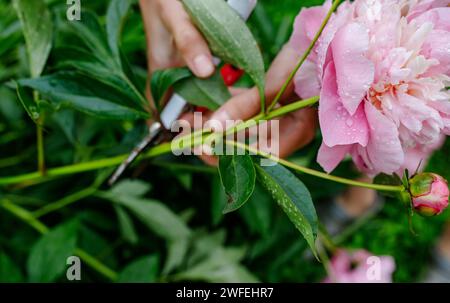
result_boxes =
[151,68,192,110]
[106,0,132,60]
[114,205,139,245]
[182,0,265,109]
[118,255,159,283]
[18,72,149,120]
[239,184,273,236]
[218,154,256,214]
[103,184,190,241]
[27,220,78,282]
[174,69,231,110]
[13,0,52,78]
[15,82,40,122]
[111,179,152,198]
[211,176,226,225]
[255,163,318,256]
[67,10,113,66]
[163,238,190,275]
[0,252,24,282]
[174,247,258,283]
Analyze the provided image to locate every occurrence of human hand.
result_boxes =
[139,0,215,78]
[208,44,318,160]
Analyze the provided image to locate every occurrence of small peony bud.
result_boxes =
[409,173,449,216]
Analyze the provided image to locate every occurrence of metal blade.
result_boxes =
[108,122,162,186]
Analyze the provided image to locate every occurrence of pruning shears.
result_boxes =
[108,0,258,186]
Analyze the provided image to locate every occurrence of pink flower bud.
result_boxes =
[409,173,449,217]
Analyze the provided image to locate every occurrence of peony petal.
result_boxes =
[319,62,370,147]
[289,1,331,56]
[422,30,450,76]
[411,7,450,31]
[316,2,353,81]
[331,22,374,115]
[294,59,321,99]
[364,102,404,174]
[317,143,351,173]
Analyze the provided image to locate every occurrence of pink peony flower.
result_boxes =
[409,172,449,216]
[323,249,396,283]
[291,0,450,176]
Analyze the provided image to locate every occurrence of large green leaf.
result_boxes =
[183,0,265,109]
[106,0,132,60]
[0,252,23,282]
[118,255,159,283]
[255,163,318,256]
[27,220,78,282]
[218,154,256,214]
[174,69,231,110]
[13,0,52,77]
[18,72,149,120]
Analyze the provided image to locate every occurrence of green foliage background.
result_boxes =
[0,0,449,282]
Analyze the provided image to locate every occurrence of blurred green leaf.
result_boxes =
[103,182,190,241]
[174,70,231,110]
[255,163,318,257]
[18,72,149,120]
[118,255,159,283]
[27,220,78,282]
[106,0,132,60]
[218,154,256,214]
[13,0,52,77]
[211,176,226,226]
[114,205,138,245]
[0,251,24,282]
[174,247,258,283]
[239,184,273,236]
[111,179,151,198]
[183,0,265,109]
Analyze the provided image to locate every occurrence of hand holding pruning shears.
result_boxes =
[109,0,317,185]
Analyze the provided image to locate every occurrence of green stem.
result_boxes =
[226,140,404,192]
[74,248,119,281]
[266,0,342,112]
[33,187,97,218]
[0,199,49,234]
[36,118,46,175]
[0,199,119,281]
[0,97,316,186]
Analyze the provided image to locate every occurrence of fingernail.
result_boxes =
[193,55,214,77]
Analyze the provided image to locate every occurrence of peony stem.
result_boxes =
[225,140,405,193]
[0,97,318,186]
[266,0,342,113]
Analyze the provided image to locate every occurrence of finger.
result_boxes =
[158,0,215,78]
[140,0,181,72]
[210,44,301,125]
[276,107,318,158]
